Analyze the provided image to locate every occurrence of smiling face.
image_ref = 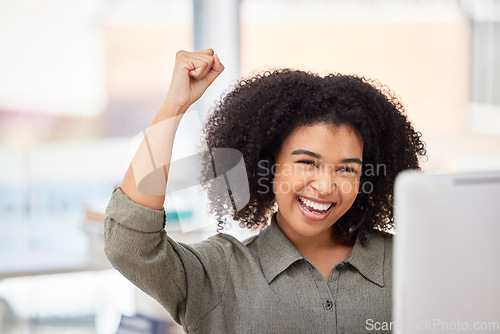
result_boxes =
[273,122,364,245]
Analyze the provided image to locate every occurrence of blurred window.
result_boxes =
[240,0,469,133]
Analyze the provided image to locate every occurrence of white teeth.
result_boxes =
[299,196,332,212]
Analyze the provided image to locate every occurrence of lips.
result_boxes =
[297,195,336,220]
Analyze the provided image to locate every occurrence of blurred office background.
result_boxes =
[1,0,499,333]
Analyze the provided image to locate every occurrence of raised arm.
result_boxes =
[120,49,224,209]
[105,50,227,327]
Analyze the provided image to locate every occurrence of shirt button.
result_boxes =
[325,300,333,310]
[336,263,344,270]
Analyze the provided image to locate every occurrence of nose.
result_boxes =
[310,172,337,195]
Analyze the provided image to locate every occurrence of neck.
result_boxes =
[275,212,341,256]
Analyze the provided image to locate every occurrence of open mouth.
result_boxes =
[297,195,335,216]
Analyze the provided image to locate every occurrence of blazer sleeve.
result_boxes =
[103,186,232,328]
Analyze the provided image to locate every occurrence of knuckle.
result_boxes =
[175,50,187,58]
[201,55,212,63]
[197,48,213,55]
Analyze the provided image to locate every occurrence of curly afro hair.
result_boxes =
[199,69,426,245]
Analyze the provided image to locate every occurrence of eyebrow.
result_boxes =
[291,149,362,164]
[291,149,320,159]
[340,158,363,165]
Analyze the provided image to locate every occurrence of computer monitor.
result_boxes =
[393,170,500,333]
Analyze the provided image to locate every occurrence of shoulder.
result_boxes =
[243,233,260,247]
[367,228,393,244]
[369,229,393,258]
[187,232,259,261]
[368,229,394,279]
[362,228,394,267]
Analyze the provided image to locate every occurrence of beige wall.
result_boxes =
[104,24,192,103]
[241,21,470,134]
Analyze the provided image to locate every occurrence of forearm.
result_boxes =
[119,49,223,210]
[120,101,187,210]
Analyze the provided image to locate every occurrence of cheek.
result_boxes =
[273,176,296,197]
[273,172,308,199]
[339,179,360,202]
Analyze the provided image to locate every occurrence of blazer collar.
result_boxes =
[345,230,386,287]
[257,216,305,284]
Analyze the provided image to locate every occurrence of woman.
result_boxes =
[105,49,426,333]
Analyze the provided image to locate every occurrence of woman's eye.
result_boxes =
[297,160,317,167]
[339,167,357,174]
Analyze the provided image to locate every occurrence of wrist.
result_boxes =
[153,100,189,124]
[163,91,193,114]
